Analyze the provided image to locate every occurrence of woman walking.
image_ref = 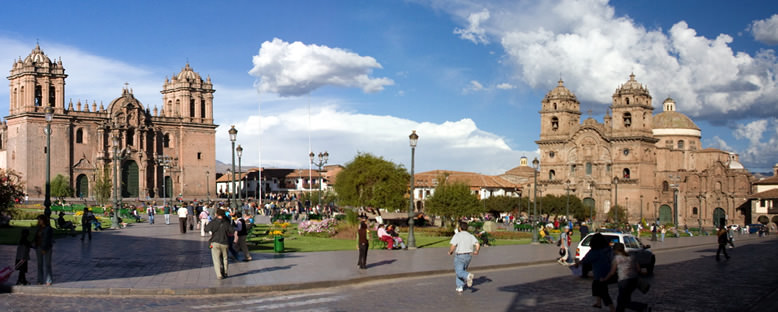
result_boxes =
[602,243,648,312]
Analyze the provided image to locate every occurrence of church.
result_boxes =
[504,74,754,228]
[0,45,217,202]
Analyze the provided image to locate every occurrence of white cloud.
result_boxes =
[750,14,778,45]
[249,38,394,97]
[463,80,485,93]
[733,119,767,144]
[706,136,733,151]
[733,119,778,170]
[453,9,490,44]
[496,82,515,89]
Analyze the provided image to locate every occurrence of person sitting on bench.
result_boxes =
[376,224,395,249]
[57,211,76,234]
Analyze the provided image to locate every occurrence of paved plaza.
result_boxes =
[0,219,775,300]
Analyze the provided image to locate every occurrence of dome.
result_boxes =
[23,44,51,65]
[653,111,699,130]
[544,79,577,101]
[613,73,650,97]
[175,63,202,81]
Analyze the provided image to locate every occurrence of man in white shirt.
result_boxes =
[177,205,188,234]
[448,221,480,293]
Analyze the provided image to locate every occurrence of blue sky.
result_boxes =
[1,0,777,174]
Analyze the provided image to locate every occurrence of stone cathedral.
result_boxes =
[0,45,217,201]
[506,74,754,228]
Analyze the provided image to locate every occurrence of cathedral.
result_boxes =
[0,45,217,202]
[506,74,754,228]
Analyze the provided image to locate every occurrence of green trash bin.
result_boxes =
[273,236,285,253]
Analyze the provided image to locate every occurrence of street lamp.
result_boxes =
[640,194,644,225]
[228,125,238,209]
[697,194,703,235]
[565,179,571,228]
[43,106,54,221]
[206,171,210,202]
[156,155,172,213]
[236,144,243,206]
[407,130,419,249]
[613,176,619,226]
[309,151,329,208]
[112,135,121,229]
[526,183,531,222]
[589,182,595,226]
[532,157,539,244]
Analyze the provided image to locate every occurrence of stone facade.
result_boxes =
[504,74,753,228]
[1,45,217,201]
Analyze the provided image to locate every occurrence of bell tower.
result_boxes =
[7,44,67,115]
[160,63,214,123]
[610,73,653,136]
[539,79,581,140]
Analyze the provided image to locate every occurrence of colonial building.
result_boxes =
[1,45,217,201]
[748,164,778,226]
[413,170,522,211]
[504,74,753,228]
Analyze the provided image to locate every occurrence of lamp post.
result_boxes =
[43,106,54,221]
[640,194,644,224]
[565,179,571,228]
[532,157,539,244]
[111,135,121,229]
[156,155,172,214]
[697,194,703,235]
[526,183,531,222]
[613,177,619,226]
[206,171,210,202]
[236,144,243,206]
[228,125,238,210]
[407,130,419,249]
[589,182,595,225]
[309,151,329,208]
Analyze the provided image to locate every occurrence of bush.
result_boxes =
[307,213,323,220]
[343,210,359,226]
[514,224,533,232]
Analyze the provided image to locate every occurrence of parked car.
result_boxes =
[575,231,656,276]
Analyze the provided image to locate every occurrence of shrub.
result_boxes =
[344,210,359,226]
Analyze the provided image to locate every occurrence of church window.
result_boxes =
[586,162,592,175]
[197,152,202,160]
[678,140,684,149]
[625,97,630,105]
[163,133,170,148]
[76,128,83,144]
[693,207,698,215]
[126,128,135,146]
[549,170,556,180]
[49,85,55,106]
[623,148,630,156]
[190,99,195,117]
[35,85,42,106]
[175,99,180,115]
[553,103,557,110]
[570,164,576,174]
[551,117,559,130]
[200,99,206,118]
[623,112,631,127]
[549,151,555,158]
[606,164,611,172]
[662,181,669,192]
[622,168,630,179]
[666,140,673,148]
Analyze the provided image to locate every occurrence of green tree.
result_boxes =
[0,169,25,216]
[333,153,410,211]
[425,175,482,225]
[483,195,521,215]
[606,205,629,224]
[93,165,112,206]
[51,174,73,201]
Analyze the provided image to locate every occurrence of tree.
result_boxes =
[425,174,482,225]
[50,174,73,201]
[606,205,629,224]
[333,153,410,211]
[0,168,25,215]
[93,165,112,206]
[483,195,521,216]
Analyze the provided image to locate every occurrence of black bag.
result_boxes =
[559,247,566,256]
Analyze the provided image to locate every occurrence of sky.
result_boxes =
[1,0,777,175]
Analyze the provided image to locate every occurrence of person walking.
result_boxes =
[448,221,480,293]
[660,225,666,242]
[205,209,234,279]
[163,204,171,225]
[602,243,648,312]
[177,205,188,234]
[15,228,31,285]
[199,207,210,237]
[186,202,196,231]
[577,233,615,312]
[147,204,155,225]
[235,212,252,261]
[33,215,54,285]
[716,226,730,261]
[650,223,657,241]
[81,207,94,241]
[356,215,369,270]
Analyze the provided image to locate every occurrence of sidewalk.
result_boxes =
[0,220,770,296]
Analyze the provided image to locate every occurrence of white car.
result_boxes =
[575,232,656,275]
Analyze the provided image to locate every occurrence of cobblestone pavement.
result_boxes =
[1,236,776,311]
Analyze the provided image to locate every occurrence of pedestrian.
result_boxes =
[660,225,666,242]
[580,221,590,239]
[33,215,54,285]
[448,221,480,293]
[199,207,210,237]
[15,228,31,285]
[650,223,657,241]
[80,207,93,241]
[187,202,196,231]
[356,215,369,270]
[577,233,615,311]
[164,204,171,225]
[235,212,252,261]
[147,205,155,225]
[602,243,648,312]
[716,226,730,261]
[177,205,188,234]
[205,209,234,279]
[727,226,735,248]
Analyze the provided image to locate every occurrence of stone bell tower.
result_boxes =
[7,44,67,116]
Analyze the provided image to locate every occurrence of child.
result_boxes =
[15,229,31,285]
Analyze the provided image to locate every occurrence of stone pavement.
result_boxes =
[0,219,772,296]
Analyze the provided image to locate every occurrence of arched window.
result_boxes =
[76,128,84,144]
[549,170,556,180]
[551,116,559,130]
[175,99,180,115]
[586,162,592,175]
[625,97,630,105]
[163,133,170,148]
[35,85,42,106]
[553,102,557,110]
[623,112,632,127]
[200,99,206,118]
[622,168,630,179]
[189,99,195,117]
[126,128,135,146]
[678,140,684,149]
[49,85,55,106]
[692,207,698,215]
[662,181,669,192]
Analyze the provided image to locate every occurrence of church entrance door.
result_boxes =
[659,205,672,225]
[713,208,726,229]
[76,174,89,198]
[122,160,139,198]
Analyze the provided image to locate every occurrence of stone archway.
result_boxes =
[659,205,672,225]
[713,208,726,228]
[757,215,769,225]
[771,216,778,227]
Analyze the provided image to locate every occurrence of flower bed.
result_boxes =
[298,218,338,237]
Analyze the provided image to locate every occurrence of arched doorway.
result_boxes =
[583,197,595,220]
[122,160,139,198]
[771,216,778,227]
[713,208,726,228]
[164,176,173,198]
[659,205,672,225]
[757,215,769,225]
[76,174,89,198]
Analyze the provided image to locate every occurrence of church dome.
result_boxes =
[23,44,51,65]
[544,79,577,101]
[175,63,202,81]
[613,73,650,97]
[652,97,701,137]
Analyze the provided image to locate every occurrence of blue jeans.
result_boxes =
[149,214,155,224]
[454,253,472,288]
[36,248,52,284]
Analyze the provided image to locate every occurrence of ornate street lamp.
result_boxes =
[613,176,619,226]
[236,144,243,206]
[112,135,121,229]
[407,130,419,249]
[156,155,172,214]
[43,106,54,221]
[228,125,238,209]
[697,194,703,235]
[309,151,329,208]
[565,179,571,228]
[532,157,539,244]
[206,171,210,202]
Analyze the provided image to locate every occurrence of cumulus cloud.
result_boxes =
[733,119,768,144]
[453,9,490,44]
[750,14,778,45]
[705,136,733,152]
[249,38,394,97]
[496,82,515,89]
[732,119,778,170]
[463,80,485,93]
